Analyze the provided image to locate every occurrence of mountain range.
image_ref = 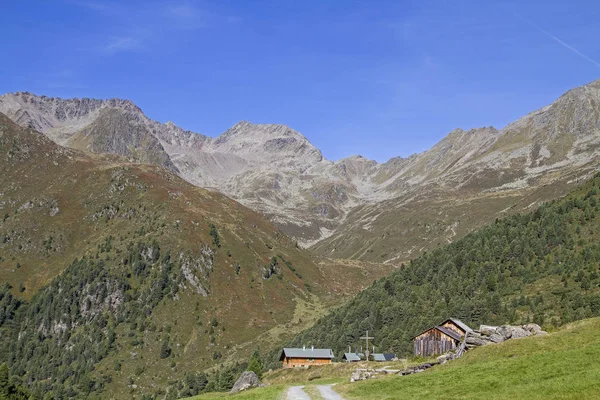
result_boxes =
[2,79,600,266]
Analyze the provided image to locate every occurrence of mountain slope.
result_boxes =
[0,114,389,399]
[2,79,600,260]
[284,172,600,360]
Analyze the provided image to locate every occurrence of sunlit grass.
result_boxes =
[185,384,285,399]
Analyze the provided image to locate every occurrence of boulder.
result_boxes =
[510,327,532,339]
[496,326,513,340]
[479,325,499,336]
[466,334,491,346]
[437,353,455,363]
[523,324,544,335]
[488,333,505,343]
[230,371,260,394]
[350,369,377,382]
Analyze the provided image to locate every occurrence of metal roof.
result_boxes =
[372,353,387,362]
[436,326,463,341]
[279,348,334,360]
[342,353,361,361]
[383,353,396,361]
[442,318,473,333]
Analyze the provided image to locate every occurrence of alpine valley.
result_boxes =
[2,78,600,399]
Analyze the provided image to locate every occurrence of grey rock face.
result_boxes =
[230,371,260,393]
[509,326,533,339]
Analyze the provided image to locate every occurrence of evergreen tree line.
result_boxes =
[0,238,209,399]
[277,174,600,364]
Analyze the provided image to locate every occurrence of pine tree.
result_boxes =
[0,363,9,398]
[246,349,263,379]
[160,336,171,359]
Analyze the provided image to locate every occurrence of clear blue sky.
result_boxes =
[1,1,600,162]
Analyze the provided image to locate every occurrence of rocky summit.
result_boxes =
[2,79,600,262]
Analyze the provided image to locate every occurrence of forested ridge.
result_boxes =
[284,173,600,360]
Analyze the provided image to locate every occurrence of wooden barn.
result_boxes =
[279,347,334,368]
[413,318,472,357]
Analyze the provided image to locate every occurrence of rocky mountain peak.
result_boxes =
[210,120,324,163]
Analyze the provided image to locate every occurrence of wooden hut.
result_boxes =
[413,318,472,357]
[279,347,334,368]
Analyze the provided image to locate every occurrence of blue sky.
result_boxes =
[1,0,600,162]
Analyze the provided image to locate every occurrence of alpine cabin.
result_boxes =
[279,347,334,368]
[413,318,472,357]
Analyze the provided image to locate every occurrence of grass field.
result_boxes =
[336,317,600,399]
[186,384,285,399]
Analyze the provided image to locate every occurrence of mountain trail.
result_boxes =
[287,386,311,400]
[317,384,345,400]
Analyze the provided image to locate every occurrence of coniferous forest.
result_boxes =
[0,239,247,399]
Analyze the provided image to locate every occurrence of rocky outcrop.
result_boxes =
[350,364,437,382]
[230,371,260,394]
[465,324,547,349]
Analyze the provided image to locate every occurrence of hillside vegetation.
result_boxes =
[0,114,390,399]
[286,172,600,359]
[337,317,600,399]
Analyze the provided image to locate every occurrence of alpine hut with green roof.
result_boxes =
[279,346,335,368]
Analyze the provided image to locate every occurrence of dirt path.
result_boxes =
[287,386,311,400]
[287,384,345,400]
[317,384,345,400]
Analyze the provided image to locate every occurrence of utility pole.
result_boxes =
[360,331,374,361]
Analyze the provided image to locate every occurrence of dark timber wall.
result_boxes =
[413,328,458,357]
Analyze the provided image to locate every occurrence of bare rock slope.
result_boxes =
[2,79,600,262]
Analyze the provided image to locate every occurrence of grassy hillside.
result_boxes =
[286,172,600,359]
[0,113,391,399]
[337,317,600,399]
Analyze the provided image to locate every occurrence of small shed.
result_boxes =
[413,324,465,357]
[342,353,362,362]
[370,352,396,362]
[279,347,334,368]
